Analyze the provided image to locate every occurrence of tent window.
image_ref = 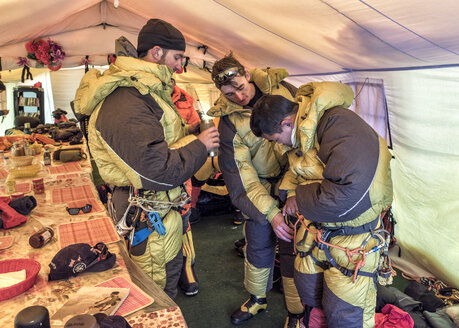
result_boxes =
[346,78,392,149]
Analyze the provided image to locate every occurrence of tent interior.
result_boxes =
[0,0,458,293]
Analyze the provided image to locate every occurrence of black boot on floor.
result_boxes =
[179,279,199,296]
[178,270,199,296]
[178,256,199,296]
[230,294,267,325]
[189,207,200,225]
[234,238,246,249]
[284,311,306,328]
[234,238,246,258]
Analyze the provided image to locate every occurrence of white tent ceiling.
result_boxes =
[1,0,459,74]
[1,0,458,288]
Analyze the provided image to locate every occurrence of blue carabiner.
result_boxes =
[148,212,166,236]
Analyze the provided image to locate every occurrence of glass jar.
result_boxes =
[29,227,54,248]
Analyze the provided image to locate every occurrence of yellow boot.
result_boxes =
[230,294,267,325]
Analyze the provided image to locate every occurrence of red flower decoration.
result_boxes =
[25,38,65,71]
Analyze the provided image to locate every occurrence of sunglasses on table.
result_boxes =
[66,203,92,215]
[212,66,244,86]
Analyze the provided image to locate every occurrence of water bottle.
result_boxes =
[200,118,218,157]
[43,146,51,166]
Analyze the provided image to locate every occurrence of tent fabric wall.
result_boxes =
[345,79,390,145]
[287,66,459,287]
[0,83,15,136]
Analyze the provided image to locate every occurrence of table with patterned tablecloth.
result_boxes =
[0,144,187,327]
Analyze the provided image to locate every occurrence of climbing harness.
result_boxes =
[292,213,394,284]
[127,184,190,213]
[111,184,190,239]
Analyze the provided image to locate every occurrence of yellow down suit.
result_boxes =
[73,57,208,297]
[280,82,393,328]
[208,68,304,315]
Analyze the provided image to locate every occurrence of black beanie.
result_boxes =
[137,19,185,55]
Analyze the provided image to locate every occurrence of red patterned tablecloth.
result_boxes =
[56,173,81,179]
[127,307,187,328]
[57,217,120,248]
[96,276,154,317]
[48,162,82,174]
[0,182,31,194]
[0,168,8,179]
[51,184,95,203]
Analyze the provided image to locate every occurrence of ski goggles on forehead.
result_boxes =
[66,203,92,215]
[212,67,244,86]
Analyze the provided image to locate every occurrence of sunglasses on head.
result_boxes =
[66,203,92,215]
[212,67,244,86]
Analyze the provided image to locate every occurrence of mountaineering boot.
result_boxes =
[189,207,200,225]
[234,238,246,258]
[230,294,267,325]
[284,312,306,328]
[179,230,199,296]
[234,238,246,249]
[178,261,199,296]
[233,208,244,225]
[234,238,245,258]
[179,277,198,296]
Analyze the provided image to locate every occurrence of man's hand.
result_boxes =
[197,127,220,152]
[283,196,298,216]
[271,213,293,242]
[188,122,200,135]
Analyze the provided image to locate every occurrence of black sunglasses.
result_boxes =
[86,242,109,270]
[66,203,92,215]
[212,66,244,86]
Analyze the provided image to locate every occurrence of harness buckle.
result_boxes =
[298,251,307,258]
[339,267,353,277]
[315,260,331,270]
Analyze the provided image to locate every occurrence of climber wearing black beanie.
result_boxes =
[137,18,186,58]
[73,17,220,299]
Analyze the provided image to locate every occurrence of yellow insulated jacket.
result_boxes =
[208,68,296,223]
[73,57,208,286]
[285,82,393,228]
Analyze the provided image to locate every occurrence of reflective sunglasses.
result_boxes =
[212,66,244,86]
[66,203,92,215]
